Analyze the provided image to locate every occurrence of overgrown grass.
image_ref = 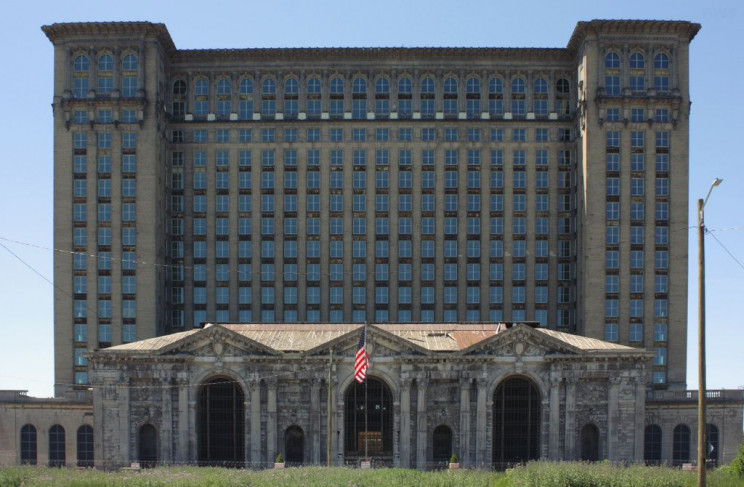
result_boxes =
[0,462,741,487]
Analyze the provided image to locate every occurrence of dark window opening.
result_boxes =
[644,424,662,465]
[284,425,304,464]
[580,423,600,461]
[76,424,94,467]
[138,424,157,468]
[672,424,691,466]
[432,425,453,465]
[20,424,37,465]
[344,377,393,465]
[492,377,540,469]
[197,377,245,466]
[49,424,66,467]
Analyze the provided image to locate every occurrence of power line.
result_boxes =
[708,231,744,273]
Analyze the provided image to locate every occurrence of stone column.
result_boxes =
[400,379,412,468]
[250,379,261,467]
[459,376,471,467]
[92,377,105,468]
[416,378,428,469]
[267,379,278,465]
[549,376,562,460]
[161,373,173,464]
[633,377,646,462]
[117,373,130,465]
[475,378,488,467]
[564,378,578,460]
[177,373,189,463]
[607,377,620,461]
[310,377,321,464]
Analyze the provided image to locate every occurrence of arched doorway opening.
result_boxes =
[644,424,662,465]
[432,425,453,464]
[138,424,157,468]
[49,424,66,467]
[492,377,541,469]
[197,376,245,466]
[707,424,719,467]
[344,377,393,465]
[76,425,94,467]
[284,425,304,464]
[580,423,600,461]
[672,424,691,466]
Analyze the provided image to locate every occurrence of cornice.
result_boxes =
[567,20,701,54]
[41,21,176,55]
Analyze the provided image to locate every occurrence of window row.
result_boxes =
[20,424,93,467]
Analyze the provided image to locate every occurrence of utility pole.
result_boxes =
[697,197,706,487]
[697,177,722,487]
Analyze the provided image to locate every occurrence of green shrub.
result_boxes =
[728,439,744,478]
[275,453,284,463]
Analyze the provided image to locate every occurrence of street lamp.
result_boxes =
[697,177,722,487]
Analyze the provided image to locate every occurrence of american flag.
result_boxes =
[354,327,369,383]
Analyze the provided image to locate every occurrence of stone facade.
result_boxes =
[41,20,700,397]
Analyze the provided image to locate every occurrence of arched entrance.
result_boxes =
[580,423,600,461]
[138,424,157,468]
[707,424,719,467]
[672,424,691,466]
[492,377,541,468]
[432,425,453,464]
[197,377,245,466]
[284,425,304,464]
[344,377,393,465]
[644,424,662,465]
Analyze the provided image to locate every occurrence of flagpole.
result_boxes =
[364,321,368,462]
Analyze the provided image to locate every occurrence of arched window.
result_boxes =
[344,377,393,463]
[197,377,245,466]
[193,78,209,117]
[329,77,345,117]
[306,77,321,117]
[138,424,157,468]
[49,424,66,467]
[261,78,277,117]
[605,52,621,96]
[330,77,345,94]
[73,55,89,98]
[74,55,89,72]
[375,78,390,94]
[556,78,570,115]
[672,424,691,466]
[98,55,113,72]
[307,77,321,94]
[374,78,390,117]
[173,80,187,96]
[195,79,209,95]
[654,53,670,92]
[20,424,37,465]
[605,52,621,69]
[284,425,304,464]
[97,54,113,94]
[432,425,453,464]
[533,78,548,116]
[493,377,540,468]
[216,78,231,96]
[239,78,254,120]
[122,54,138,71]
[352,77,367,94]
[352,78,367,119]
[707,424,719,466]
[239,78,254,94]
[489,78,503,116]
[466,77,481,119]
[630,53,645,69]
[533,78,547,94]
[654,53,669,69]
[510,78,526,116]
[284,78,299,118]
[644,424,662,464]
[77,425,94,467]
[580,423,600,461]
[630,53,646,91]
[397,77,412,117]
[284,78,299,95]
[420,76,435,118]
[443,77,458,116]
[262,78,276,95]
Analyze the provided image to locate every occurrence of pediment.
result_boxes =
[303,325,431,358]
[458,323,580,357]
[160,325,279,358]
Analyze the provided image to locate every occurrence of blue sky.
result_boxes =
[0,0,741,397]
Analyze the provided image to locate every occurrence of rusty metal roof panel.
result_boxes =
[535,328,635,351]
[103,329,200,352]
[222,323,361,351]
